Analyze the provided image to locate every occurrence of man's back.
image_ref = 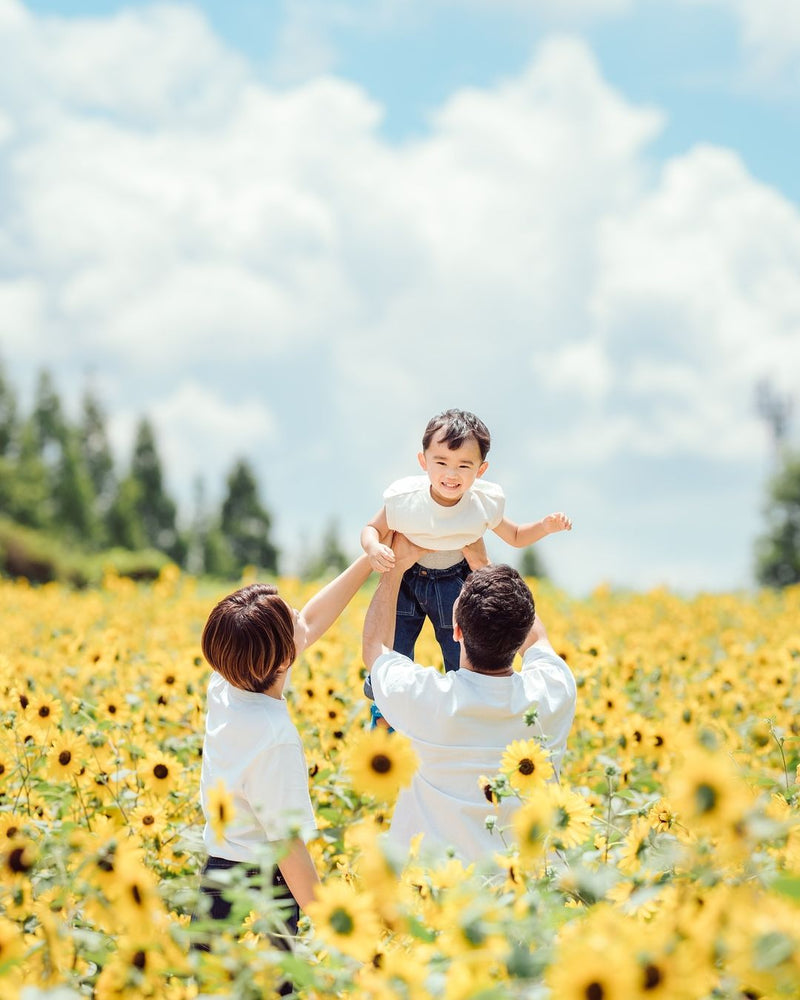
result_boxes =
[370,640,576,866]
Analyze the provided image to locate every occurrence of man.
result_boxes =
[362,535,577,867]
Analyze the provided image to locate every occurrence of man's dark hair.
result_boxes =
[201,583,296,693]
[422,409,491,460]
[454,565,535,673]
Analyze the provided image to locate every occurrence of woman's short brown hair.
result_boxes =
[201,584,296,693]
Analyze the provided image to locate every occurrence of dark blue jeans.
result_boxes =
[394,559,470,672]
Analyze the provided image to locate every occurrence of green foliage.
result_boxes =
[0,361,278,582]
[520,546,548,579]
[0,517,169,585]
[755,450,800,588]
[220,458,279,574]
[0,357,17,455]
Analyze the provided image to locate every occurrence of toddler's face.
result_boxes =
[418,431,488,507]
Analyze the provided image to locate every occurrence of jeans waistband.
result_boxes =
[406,558,469,580]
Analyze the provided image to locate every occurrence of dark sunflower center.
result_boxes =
[142,815,155,826]
[371,754,392,775]
[153,764,169,780]
[330,906,354,935]
[58,751,72,766]
[518,758,535,775]
[585,983,605,1000]
[132,949,146,970]
[9,847,32,873]
[38,706,51,718]
[131,884,143,905]
[695,782,717,814]
[643,963,663,990]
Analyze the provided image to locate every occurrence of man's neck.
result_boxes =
[460,659,514,677]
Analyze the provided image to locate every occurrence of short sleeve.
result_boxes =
[243,742,317,843]
[472,480,506,529]
[371,650,450,736]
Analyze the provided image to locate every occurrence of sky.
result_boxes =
[1,0,799,594]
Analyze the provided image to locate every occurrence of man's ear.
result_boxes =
[417,451,427,471]
[453,622,463,642]
[476,460,489,479]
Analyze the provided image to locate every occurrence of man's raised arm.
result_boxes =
[362,534,427,670]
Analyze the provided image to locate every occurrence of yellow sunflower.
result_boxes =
[206,780,236,842]
[512,789,556,863]
[138,752,181,797]
[344,727,418,801]
[0,914,24,967]
[306,880,382,962]
[501,739,553,794]
[46,732,88,782]
[667,747,751,836]
[549,785,593,850]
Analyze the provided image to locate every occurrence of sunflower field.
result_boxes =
[1,567,800,999]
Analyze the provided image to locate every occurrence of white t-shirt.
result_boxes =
[370,643,576,866]
[383,476,505,569]
[200,672,317,862]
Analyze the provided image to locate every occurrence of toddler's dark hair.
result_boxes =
[422,409,491,460]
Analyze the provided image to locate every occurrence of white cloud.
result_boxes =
[0,7,798,591]
[681,0,800,92]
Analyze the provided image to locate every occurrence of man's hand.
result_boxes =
[542,512,572,535]
[390,532,430,574]
[462,536,490,571]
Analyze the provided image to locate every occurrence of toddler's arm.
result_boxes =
[493,511,572,548]
[361,507,396,573]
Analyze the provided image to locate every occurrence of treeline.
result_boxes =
[0,360,302,583]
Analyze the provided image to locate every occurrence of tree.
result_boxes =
[519,546,548,579]
[0,357,17,456]
[219,459,278,574]
[52,430,99,545]
[300,519,350,580]
[106,475,147,551]
[0,422,52,529]
[106,418,184,560]
[30,369,67,464]
[755,450,800,588]
[79,388,116,516]
[129,418,180,554]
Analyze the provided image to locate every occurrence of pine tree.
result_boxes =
[80,388,116,517]
[30,369,67,464]
[107,475,147,551]
[519,546,548,579]
[219,459,278,574]
[1,422,52,529]
[53,430,100,546]
[129,418,179,554]
[755,450,800,587]
[0,357,17,456]
[106,418,183,560]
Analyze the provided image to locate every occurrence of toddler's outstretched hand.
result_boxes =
[543,512,572,535]
[368,543,396,573]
